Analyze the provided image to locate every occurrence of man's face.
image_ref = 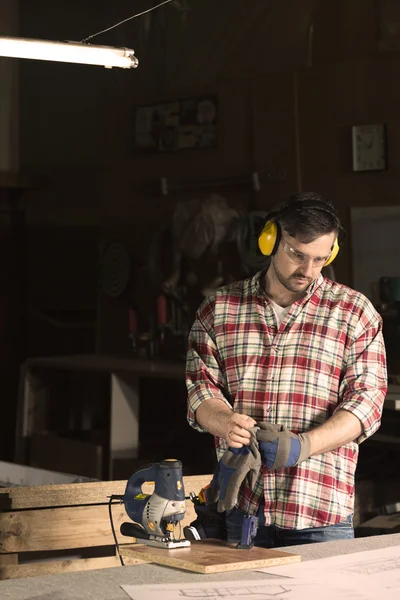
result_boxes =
[271,232,336,294]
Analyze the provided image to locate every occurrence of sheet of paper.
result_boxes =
[256,544,400,595]
[121,576,393,600]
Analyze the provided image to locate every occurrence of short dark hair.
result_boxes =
[277,192,340,244]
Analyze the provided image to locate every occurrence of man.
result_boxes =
[185,192,387,548]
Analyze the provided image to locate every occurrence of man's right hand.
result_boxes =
[221,412,257,448]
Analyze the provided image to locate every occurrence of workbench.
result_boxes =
[15,354,185,479]
[0,533,399,599]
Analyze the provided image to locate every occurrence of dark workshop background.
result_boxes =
[1,0,400,529]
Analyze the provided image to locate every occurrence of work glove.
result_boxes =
[256,422,311,470]
[207,428,262,513]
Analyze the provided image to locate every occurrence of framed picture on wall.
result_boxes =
[134,94,218,152]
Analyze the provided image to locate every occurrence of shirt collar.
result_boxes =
[251,269,324,299]
[305,273,324,297]
[252,268,268,297]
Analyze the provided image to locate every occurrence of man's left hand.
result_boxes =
[206,429,262,512]
[256,422,311,470]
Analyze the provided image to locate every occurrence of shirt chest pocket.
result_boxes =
[315,366,337,395]
[312,341,343,403]
[216,327,272,394]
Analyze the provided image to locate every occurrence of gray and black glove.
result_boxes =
[256,422,311,470]
[208,428,262,513]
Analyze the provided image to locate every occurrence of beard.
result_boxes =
[272,261,313,293]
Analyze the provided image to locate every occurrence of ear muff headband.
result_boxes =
[258,200,340,266]
[323,237,339,266]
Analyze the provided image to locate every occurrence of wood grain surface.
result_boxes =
[0,475,212,553]
[1,474,211,509]
[120,540,301,574]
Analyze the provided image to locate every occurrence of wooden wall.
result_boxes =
[13,0,400,354]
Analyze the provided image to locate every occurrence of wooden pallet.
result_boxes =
[0,474,211,580]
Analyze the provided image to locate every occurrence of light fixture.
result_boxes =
[0,36,139,69]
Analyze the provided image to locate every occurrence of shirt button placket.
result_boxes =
[268,344,281,419]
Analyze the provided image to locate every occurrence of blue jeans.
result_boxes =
[226,504,354,548]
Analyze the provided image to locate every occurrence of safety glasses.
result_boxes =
[283,242,331,267]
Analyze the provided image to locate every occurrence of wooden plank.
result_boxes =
[24,354,185,379]
[0,503,141,553]
[3,480,127,509]
[0,554,18,565]
[0,554,145,580]
[0,504,124,553]
[2,474,211,509]
[120,540,301,574]
[0,489,207,553]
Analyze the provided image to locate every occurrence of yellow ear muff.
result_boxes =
[258,220,278,256]
[324,237,339,266]
[259,217,340,264]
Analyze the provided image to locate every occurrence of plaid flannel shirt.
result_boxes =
[186,270,387,529]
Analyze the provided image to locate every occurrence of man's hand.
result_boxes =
[223,412,257,448]
[195,398,256,446]
[257,422,311,470]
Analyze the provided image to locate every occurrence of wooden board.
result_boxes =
[0,554,18,565]
[24,354,185,379]
[0,504,129,553]
[120,540,301,574]
[1,474,211,509]
[1,480,128,509]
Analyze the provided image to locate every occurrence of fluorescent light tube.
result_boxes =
[0,36,139,69]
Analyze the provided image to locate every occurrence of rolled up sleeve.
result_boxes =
[186,299,231,432]
[337,313,387,443]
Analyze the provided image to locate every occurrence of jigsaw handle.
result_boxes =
[123,459,184,500]
[124,463,160,499]
[123,458,185,523]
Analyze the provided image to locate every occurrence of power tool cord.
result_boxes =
[108,495,125,566]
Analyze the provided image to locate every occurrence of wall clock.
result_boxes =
[352,123,387,172]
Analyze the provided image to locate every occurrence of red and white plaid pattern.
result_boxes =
[186,270,387,529]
